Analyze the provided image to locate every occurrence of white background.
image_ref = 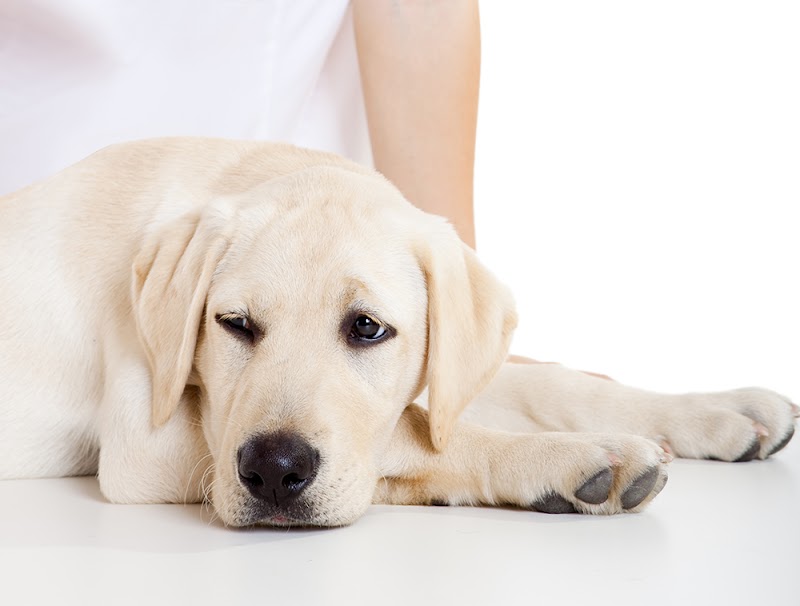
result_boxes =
[476,1,798,400]
[2,3,798,605]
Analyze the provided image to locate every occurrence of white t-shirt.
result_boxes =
[0,0,372,194]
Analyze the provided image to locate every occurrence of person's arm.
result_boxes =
[353,0,479,248]
[353,3,611,379]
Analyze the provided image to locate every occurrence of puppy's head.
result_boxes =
[133,166,516,526]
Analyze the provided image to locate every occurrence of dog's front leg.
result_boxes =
[96,346,209,504]
[374,404,670,514]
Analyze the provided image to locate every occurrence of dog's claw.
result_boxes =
[657,439,675,463]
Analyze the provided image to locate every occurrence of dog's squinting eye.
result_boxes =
[216,314,255,341]
[350,315,387,342]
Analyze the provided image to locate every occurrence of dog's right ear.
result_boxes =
[132,209,231,427]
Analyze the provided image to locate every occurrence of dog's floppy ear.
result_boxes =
[417,220,518,452]
[132,209,230,427]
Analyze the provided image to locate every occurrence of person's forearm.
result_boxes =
[353,0,480,248]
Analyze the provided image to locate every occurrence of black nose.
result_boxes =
[237,432,320,505]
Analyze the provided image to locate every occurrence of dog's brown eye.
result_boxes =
[350,315,386,341]
[216,314,255,341]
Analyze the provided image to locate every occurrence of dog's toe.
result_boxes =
[621,467,660,510]
[531,493,577,514]
[768,425,795,457]
[574,468,613,505]
[733,436,762,462]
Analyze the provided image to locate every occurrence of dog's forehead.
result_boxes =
[236,169,421,260]
[231,166,418,220]
[211,167,428,314]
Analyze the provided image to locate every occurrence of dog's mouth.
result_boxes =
[267,514,291,525]
[227,481,369,528]
[258,514,320,529]
[233,499,323,528]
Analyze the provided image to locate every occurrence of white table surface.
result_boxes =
[2,438,797,606]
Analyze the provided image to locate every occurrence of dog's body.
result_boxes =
[1,138,795,526]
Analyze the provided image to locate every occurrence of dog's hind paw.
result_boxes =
[658,387,797,462]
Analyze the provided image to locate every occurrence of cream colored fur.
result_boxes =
[0,138,795,526]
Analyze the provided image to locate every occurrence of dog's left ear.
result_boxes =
[417,219,518,452]
[132,209,230,427]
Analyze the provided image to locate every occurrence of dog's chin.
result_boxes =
[253,513,353,529]
[231,508,365,529]
[215,493,370,529]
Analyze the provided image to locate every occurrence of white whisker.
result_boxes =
[183,452,214,504]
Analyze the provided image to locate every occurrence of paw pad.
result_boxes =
[768,425,795,456]
[733,437,761,462]
[531,493,577,514]
[574,468,613,504]
[621,467,659,510]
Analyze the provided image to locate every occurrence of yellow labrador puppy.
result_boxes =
[0,138,795,527]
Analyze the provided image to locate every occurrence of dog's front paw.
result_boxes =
[661,388,797,462]
[499,433,671,515]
